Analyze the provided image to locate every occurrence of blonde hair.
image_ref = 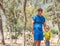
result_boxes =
[46,25,50,30]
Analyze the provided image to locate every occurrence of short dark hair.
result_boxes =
[37,8,43,12]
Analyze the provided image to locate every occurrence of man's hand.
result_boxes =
[32,31,34,34]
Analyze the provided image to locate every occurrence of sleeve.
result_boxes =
[32,16,36,21]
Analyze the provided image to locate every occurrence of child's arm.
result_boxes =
[44,32,47,43]
[49,32,51,39]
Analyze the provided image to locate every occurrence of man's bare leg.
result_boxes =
[37,40,41,46]
[33,40,38,46]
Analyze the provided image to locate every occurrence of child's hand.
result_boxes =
[44,40,46,43]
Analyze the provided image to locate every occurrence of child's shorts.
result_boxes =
[34,33,43,40]
[45,41,50,46]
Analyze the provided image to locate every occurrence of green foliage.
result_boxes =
[1,0,60,41]
[43,10,51,20]
[51,28,58,34]
[2,0,24,39]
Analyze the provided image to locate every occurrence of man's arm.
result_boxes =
[43,22,46,30]
[31,20,34,34]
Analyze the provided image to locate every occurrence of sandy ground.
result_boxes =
[0,35,59,46]
[0,42,59,46]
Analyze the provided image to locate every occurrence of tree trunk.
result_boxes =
[58,23,60,39]
[0,1,13,46]
[0,15,5,45]
[23,0,27,46]
[9,26,13,46]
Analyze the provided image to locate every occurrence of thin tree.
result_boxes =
[0,15,5,45]
[0,1,5,45]
[0,1,13,46]
[23,0,27,46]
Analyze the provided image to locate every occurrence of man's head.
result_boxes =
[37,8,43,16]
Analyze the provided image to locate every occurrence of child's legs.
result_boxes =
[45,41,50,46]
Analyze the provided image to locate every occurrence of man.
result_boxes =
[32,8,46,46]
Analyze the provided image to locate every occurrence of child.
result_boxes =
[44,25,51,46]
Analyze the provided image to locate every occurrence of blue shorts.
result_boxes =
[45,41,50,46]
[34,33,43,40]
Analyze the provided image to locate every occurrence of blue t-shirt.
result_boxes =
[32,14,45,33]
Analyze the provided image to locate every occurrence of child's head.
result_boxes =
[45,25,50,32]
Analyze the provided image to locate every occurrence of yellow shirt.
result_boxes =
[44,31,51,41]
